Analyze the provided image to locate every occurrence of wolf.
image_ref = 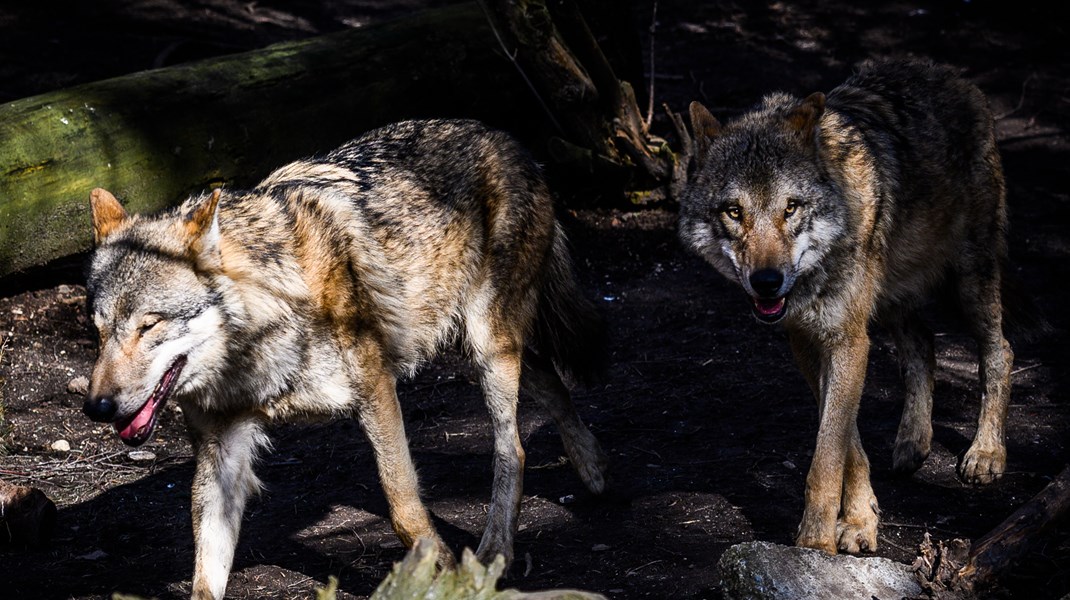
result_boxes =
[679,59,1014,554]
[82,119,608,599]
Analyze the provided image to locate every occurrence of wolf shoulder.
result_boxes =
[828,58,997,154]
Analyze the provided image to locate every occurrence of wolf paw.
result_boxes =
[565,436,609,495]
[836,517,878,554]
[475,546,514,574]
[959,445,1006,485]
[795,522,837,555]
[433,538,458,570]
[892,437,930,475]
[475,532,514,573]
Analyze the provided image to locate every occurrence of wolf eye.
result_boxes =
[785,199,802,217]
[137,315,163,337]
[723,205,743,221]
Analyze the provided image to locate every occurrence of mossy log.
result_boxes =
[368,538,607,600]
[0,3,530,277]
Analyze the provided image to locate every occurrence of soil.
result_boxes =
[1,1,1068,599]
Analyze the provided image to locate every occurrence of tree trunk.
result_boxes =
[478,0,693,205]
[0,3,531,278]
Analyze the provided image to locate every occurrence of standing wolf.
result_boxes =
[680,59,1013,554]
[83,120,608,599]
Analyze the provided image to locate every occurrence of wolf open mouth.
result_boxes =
[115,356,187,447]
[752,296,787,323]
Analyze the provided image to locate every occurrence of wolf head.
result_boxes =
[84,188,229,446]
[679,92,847,324]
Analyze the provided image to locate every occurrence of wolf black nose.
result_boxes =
[750,269,784,298]
[83,396,118,422]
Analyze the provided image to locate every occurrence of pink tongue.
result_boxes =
[755,297,785,316]
[117,398,156,440]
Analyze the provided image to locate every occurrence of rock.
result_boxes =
[717,541,922,600]
[50,439,71,452]
[66,375,89,396]
[127,450,156,462]
[0,481,58,547]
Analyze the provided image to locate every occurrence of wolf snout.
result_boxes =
[749,269,785,298]
[83,395,118,422]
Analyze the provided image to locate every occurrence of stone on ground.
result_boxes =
[718,541,922,600]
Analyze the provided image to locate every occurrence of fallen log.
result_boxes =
[910,465,1070,598]
[957,464,1070,590]
[0,3,531,277]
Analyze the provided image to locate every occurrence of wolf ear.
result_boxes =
[786,92,826,140]
[689,101,722,159]
[183,188,222,262]
[89,188,128,244]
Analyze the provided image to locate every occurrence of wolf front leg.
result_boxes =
[790,330,878,553]
[835,421,879,553]
[793,330,871,554]
[357,364,455,569]
[185,409,269,600]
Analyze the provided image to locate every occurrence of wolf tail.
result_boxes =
[533,224,607,386]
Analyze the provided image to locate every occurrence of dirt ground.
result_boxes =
[1,1,1068,599]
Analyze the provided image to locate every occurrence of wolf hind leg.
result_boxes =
[886,309,935,474]
[521,349,608,494]
[465,296,529,568]
[186,409,269,600]
[356,355,455,568]
[955,265,1013,485]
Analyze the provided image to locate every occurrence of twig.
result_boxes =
[0,330,12,365]
[476,1,566,136]
[626,559,664,576]
[883,521,962,537]
[1011,362,1042,376]
[629,445,663,461]
[644,1,658,128]
[995,72,1037,120]
[879,534,913,554]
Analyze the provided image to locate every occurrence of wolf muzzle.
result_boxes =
[83,395,118,422]
[749,268,789,323]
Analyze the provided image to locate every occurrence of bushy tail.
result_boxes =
[533,224,607,386]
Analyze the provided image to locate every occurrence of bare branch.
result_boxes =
[645,2,658,129]
[477,0,566,135]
